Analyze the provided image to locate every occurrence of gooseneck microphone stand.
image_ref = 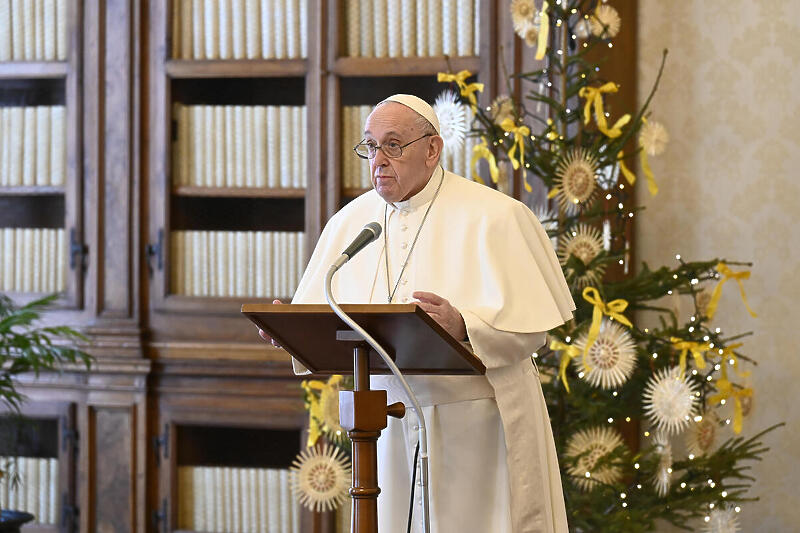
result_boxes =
[325,259,431,533]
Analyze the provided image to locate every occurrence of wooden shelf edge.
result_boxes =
[0,185,65,195]
[166,59,308,78]
[0,61,69,79]
[342,187,371,198]
[148,341,289,362]
[333,56,481,77]
[172,186,306,198]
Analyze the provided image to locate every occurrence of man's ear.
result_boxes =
[427,135,444,167]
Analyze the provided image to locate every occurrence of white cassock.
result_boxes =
[291,166,575,533]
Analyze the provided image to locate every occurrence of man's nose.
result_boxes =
[372,149,390,169]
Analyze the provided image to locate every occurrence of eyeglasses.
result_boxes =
[353,134,433,160]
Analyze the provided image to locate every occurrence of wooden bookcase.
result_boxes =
[0,0,84,309]
[0,401,78,533]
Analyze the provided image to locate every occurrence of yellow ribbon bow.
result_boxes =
[550,339,582,393]
[499,118,533,192]
[535,1,550,60]
[718,343,751,378]
[471,137,499,184]
[578,82,631,138]
[617,149,659,196]
[581,287,633,366]
[708,367,753,434]
[669,337,708,377]
[705,262,758,320]
[437,70,484,111]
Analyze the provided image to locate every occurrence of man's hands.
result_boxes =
[413,291,467,341]
[257,299,283,348]
[259,294,469,345]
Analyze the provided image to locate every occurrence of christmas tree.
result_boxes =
[292,2,780,531]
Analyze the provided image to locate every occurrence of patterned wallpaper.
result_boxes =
[637,1,800,530]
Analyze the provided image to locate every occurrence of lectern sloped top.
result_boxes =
[241,303,486,376]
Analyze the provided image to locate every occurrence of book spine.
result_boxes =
[214,467,224,532]
[203,1,220,59]
[266,106,278,188]
[56,228,65,291]
[34,0,43,60]
[51,105,65,185]
[235,231,246,296]
[279,469,291,533]
[231,467,241,533]
[244,106,256,187]
[31,228,41,292]
[204,106,215,187]
[171,0,180,58]
[291,106,302,188]
[214,106,226,187]
[43,0,56,60]
[473,0,480,55]
[171,231,182,295]
[223,106,235,186]
[346,0,360,57]
[0,109,8,186]
[231,0,245,59]
[8,107,22,186]
[179,104,191,186]
[191,0,204,59]
[245,0,261,59]
[279,107,292,188]
[386,0,401,57]
[442,0,456,56]
[260,0,274,59]
[240,468,251,533]
[428,0,442,56]
[203,467,215,530]
[21,0,34,59]
[226,231,236,296]
[401,0,415,57]
[207,230,218,296]
[267,469,280,532]
[361,106,372,188]
[35,107,50,185]
[359,0,374,57]
[48,458,57,524]
[373,0,387,58]
[22,106,36,186]
[341,107,351,189]
[37,457,48,523]
[300,0,307,57]
[222,467,233,532]
[180,0,193,59]
[213,231,225,296]
[177,466,193,529]
[246,231,256,295]
[263,231,273,299]
[301,106,308,187]
[55,0,66,60]
[272,0,285,59]
[253,106,267,187]
[234,105,246,187]
[286,0,299,59]
[0,0,11,61]
[10,0,22,60]
[257,468,268,533]
[456,0,472,56]
[27,457,39,517]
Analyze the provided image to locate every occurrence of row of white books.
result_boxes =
[170,230,306,298]
[0,0,68,61]
[172,104,307,189]
[171,0,308,60]
[177,465,300,533]
[0,228,66,293]
[344,0,481,58]
[341,106,373,190]
[0,456,59,525]
[0,106,67,187]
[341,104,479,188]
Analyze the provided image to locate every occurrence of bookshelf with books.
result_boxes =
[152,379,315,533]
[0,401,77,533]
[0,0,84,308]
[324,0,498,216]
[146,1,321,351]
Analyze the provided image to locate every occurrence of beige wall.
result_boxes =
[637,1,800,530]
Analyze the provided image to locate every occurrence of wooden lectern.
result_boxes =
[242,303,485,533]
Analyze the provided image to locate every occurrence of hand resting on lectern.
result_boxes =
[257,299,283,347]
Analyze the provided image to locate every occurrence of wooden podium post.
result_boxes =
[242,304,485,533]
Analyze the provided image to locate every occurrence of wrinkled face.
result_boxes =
[363,103,443,203]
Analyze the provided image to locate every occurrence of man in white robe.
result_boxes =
[262,94,575,532]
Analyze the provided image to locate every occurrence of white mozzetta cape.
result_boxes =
[292,167,575,532]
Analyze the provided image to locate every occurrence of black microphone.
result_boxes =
[333,222,382,269]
